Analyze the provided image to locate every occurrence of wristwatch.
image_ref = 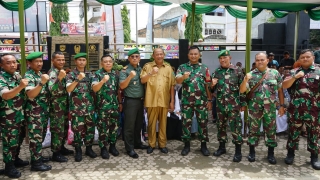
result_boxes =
[75,79,80,82]
[39,82,44,87]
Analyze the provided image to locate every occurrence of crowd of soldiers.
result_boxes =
[0,46,320,178]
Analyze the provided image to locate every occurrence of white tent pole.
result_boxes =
[135,0,138,46]
[293,11,300,60]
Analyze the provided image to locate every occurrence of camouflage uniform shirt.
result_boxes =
[92,69,119,114]
[48,67,68,113]
[66,68,95,116]
[0,71,25,123]
[24,69,50,116]
[176,62,210,105]
[212,64,246,110]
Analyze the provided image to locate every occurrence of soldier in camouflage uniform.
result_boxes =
[48,51,74,163]
[66,52,97,162]
[92,55,121,159]
[0,54,29,178]
[176,46,212,156]
[24,52,52,171]
[211,50,246,162]
[283,49,320,170]
[240,52,285,165]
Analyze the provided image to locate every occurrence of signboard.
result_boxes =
[55,43,100,70]
[0,2,47,32]
[60,23,105,35]
[0,38,28,52]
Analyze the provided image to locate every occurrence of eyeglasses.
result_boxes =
[130,55,140,59]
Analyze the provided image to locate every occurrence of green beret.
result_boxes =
[74,52,87,59]
[26,52,43,61]
[128,48,140,57]
[218,50,231,58]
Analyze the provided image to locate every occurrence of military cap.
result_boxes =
[26,52,43,61]
[128,48,140,56]
[74,52,87,59]
[218,50,230,58]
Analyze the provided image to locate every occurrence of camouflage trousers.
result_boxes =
[71,114,95,147]
[286,108,320,154]
[97,107,119,148]
[1,114,25,163]
[181,103,209,142]
[216,109,243,144]
[50,111,69,152]
[247,103,277,147]
[27,114,48,161]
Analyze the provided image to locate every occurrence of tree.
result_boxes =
[50,3,69,36]
[310,29,320,47]
[184,12,203,42]
[121,5,131,43]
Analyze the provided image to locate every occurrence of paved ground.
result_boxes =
[1,121,320,180]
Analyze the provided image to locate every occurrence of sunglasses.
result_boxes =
[130,55,140,58]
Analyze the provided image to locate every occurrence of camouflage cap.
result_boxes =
[26,52,43,61]
[218,50,231,58]
[128,48,140,56]
[74,52,87,59]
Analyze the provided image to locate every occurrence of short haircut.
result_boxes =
[252,62,256,66]
[101,54,114,62]
[153,48,165,55]
[0,54,15,63]
[299,49,314,56]
[52,51,64,59]
[188,45,200,53]
[255,52,267,59]
[283,51,290,55]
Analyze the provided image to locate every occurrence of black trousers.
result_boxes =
[123,97,144,152]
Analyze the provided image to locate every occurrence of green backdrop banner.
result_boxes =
[0,0,35,11]
[271,10,288,18]
[143,0,172,6]
[180,3,218,14]
[308,9,320,20]
[225,6,263,19]
[95,0,123,5]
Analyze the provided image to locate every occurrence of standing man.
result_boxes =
[267,52,279,69]
[120,48,147,158]
[92,55,122,159]
[279,51,295,69]
[176,46,212,156]
[0,54,29,178]
[141,48,175,154]
[283,49,320,170]
[240,52,284,164]
[66,52,96,162]
[211,50,246,162]
[48,51,73,163]
[24,52,52,171]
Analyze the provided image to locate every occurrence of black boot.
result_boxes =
[311,153,320,170]
[14,146,29,167]
[181,141,190,156]
[52,152,68,162]
[109,144,119,157]
[30,159,52,171]
[247,145,255,162]
[85,145,97,158]
[233,144,242,162]
[60,145,74,155]
[213,142,226,156]
[74,146,82,162]
[267,147,277,164]
[101,147,110,159]
[284,148,295,165]
[4,161,21,178]
[200,142,210,156]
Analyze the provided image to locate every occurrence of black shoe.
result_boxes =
[127,150,139,159]
[61,145,74,155]
[41,156,51,163]
[75,147,82,162]
[200,142,210,156]
[285,148,295,165]
[52,152,68,162]
[181,142,190,156]
[134,144,148,149]
[101,147,109,159]
[14,157,29,167]
[233,144,242,162]
[31,159,52,171]
[147,146,154,154]
[213,142,226,156]
[109,144,119,156]
[267,147,277,164]
[85,146,97,158]
[247,145,255,162]
[311,153,320,170]
[4,162,21,178]
[159,147,168,154]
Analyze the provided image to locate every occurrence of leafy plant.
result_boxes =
[184,12,203,43]
[50,3,69,36]
[121,5,131,43]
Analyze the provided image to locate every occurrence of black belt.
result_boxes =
[125,96,144,100]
